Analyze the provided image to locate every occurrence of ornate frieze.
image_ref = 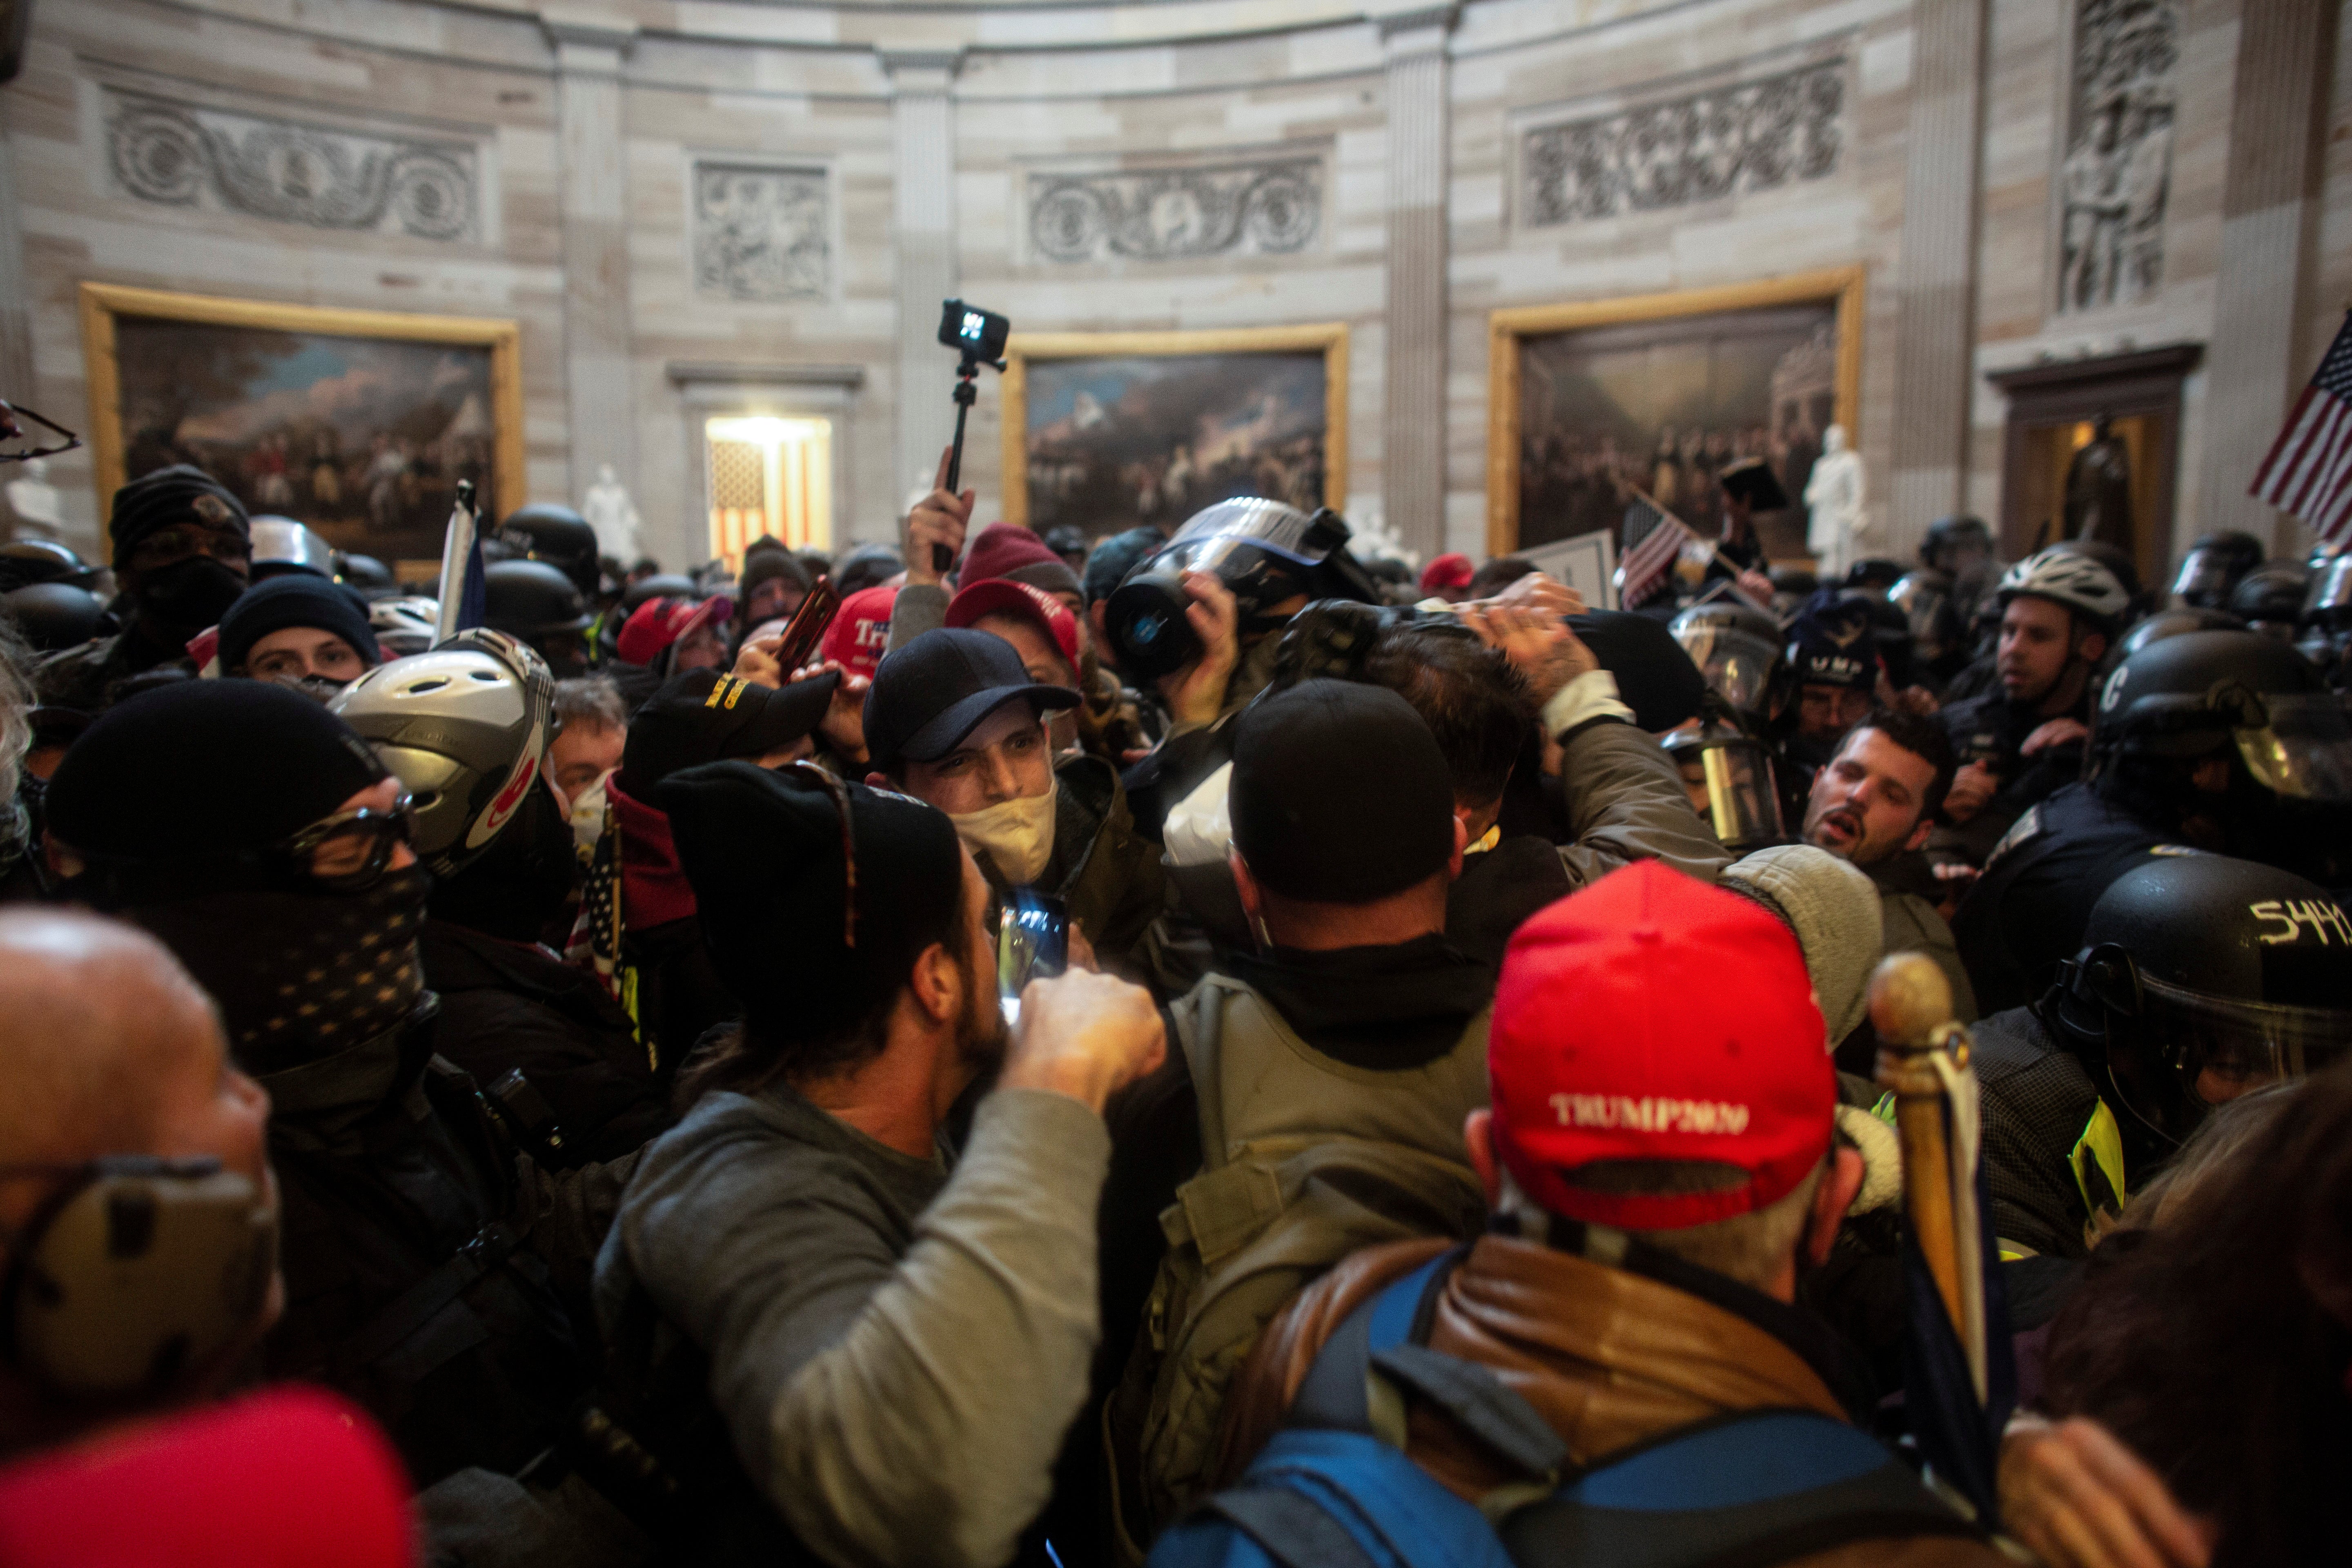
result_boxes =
[691,162,831,303]
[1520,60,1844,227]
[1027,158,1321,265]
[2056,0,2178,313]
[105,91,478,243]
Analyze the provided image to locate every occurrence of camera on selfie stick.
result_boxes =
[934,299,1011,574]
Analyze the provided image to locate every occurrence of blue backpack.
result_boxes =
[1147,1251,1980,1568]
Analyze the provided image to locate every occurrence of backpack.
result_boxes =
[1147,1252,1982,1568]
[1109,978,1491,1548]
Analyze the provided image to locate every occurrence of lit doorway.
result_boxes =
[704,414,833,572]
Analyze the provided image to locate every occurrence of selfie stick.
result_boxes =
[1870,951,1990,1400]
[938,350,999,572]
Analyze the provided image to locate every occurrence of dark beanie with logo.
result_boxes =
[1231,679,1456,904]
[657,762,964,1045]
[109,466,251,570]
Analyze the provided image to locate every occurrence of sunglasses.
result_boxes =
[278,793,419,890]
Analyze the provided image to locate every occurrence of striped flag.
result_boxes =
[1617,490,1700,608]
[2251,312,2352,546]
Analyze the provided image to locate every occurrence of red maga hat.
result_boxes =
[822,584,900,681]
[1420,552,1475,594]
[617,594,732,667]
[944,577,1080,672]
[1489,860,1834,1231]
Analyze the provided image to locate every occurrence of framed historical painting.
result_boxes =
[78,283,525,565]
[1486,267,1864,561]
[1000,323,1348,535]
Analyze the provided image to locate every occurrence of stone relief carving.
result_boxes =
[692,163,831,302]
[2057,0,2178,314]
[105,91,477,242]
[1520,59,1844,226]
[1027,158,1321,264]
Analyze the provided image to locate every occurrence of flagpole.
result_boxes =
[1620,484,1774,614]
[434,479,478,645]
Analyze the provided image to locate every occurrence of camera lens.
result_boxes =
[1104,570,1202,679]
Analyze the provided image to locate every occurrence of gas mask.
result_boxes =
[952,780,1058,886]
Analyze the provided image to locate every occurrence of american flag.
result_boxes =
[2251,312,2352,546]
[1617,490,1701,608]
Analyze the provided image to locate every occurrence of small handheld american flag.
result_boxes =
[1617,489,1702,609]
[2251,311,2352,547]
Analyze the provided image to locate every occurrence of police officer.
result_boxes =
[1973,854,2352,1261]
[1938,548,2132,862]
[483,558,596,680]
[1954,628,2352,1013]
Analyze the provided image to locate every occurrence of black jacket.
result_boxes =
[1937,688,2091,864]
[420,919,677,1167]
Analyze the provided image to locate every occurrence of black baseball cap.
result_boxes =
[1231,679,1456,904]
[863,628,1079,773]
[619,666,839,797]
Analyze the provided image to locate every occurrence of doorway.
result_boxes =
[703,414,833,573]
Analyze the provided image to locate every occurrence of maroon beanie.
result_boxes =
[958,523,1082,599]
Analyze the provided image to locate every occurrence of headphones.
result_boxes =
[0,1157,277,1399]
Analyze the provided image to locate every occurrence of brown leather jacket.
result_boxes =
[1216,1234,2008,1568]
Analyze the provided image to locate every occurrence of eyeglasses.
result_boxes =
[0,400,82,463]
[785,763,857,948]
[279,793,418,889]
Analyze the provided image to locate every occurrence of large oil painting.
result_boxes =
[1486,269,1863,561]
[80,284,524,564]
[1002,323,1348,534]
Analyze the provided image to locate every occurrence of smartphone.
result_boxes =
[769,575,841,673]
[996,887,1071,1026]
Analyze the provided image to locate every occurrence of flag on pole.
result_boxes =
[1617,490,1701,608]
[2251,311,2352,546]
[432,479,488,644]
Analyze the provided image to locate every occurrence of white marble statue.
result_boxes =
[4,457,64,539]
[581,463,642,560]
[1803,424,1866,583]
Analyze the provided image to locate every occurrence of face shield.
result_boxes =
[1106,500,1364,678]
[2233,691,2352,802]
[1671,619,1782,715]
[2170,546,2243,609]
[2306,556,2352,633]
[2141,974,2352,1109]
[1664,726,1786,851]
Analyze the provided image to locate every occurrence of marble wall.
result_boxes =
[2,0,2343,570]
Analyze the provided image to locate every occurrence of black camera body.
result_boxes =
[1103,500,1376,679]
[940,299,1010,367]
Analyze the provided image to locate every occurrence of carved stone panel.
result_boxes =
[104,90,479,242]
[1520,59,1844,227]
[2056,0,2178,314]
[691,163,831,303]
[1027,158,1321,265]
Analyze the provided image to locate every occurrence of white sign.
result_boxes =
[1517,529,1618,612]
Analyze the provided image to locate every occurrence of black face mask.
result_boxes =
[260,670,352,706]
[138,557,248,639]
[425,785,579,944]
[133,864,431,1075]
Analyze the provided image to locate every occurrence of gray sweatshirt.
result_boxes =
[595,1081,1111,1568]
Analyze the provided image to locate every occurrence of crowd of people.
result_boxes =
[0,447,2344,1568]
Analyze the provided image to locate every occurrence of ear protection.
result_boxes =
[0,1157,278,1399]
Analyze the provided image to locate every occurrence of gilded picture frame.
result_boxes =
[77,282,526,561]
[1000,322,1348,534]
[1485,267,1865,559]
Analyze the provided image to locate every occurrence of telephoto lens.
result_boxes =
[1103,570,1202,679]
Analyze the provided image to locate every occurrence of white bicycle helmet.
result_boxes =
[1998,547,2131,630]
[368,596,443,659]
[330,628,554,878]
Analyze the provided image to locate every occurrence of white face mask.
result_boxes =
[951,778,1058,885]
[568,769,613,854]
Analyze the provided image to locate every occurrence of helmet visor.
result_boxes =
[1670,735,1785,849]
[1163,499,1331,568]
[2171,548,2237,606]
[2233,692,2352,802]
[2143,973,2352,1107]
[1675,625,1781,714]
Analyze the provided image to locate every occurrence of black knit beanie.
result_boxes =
[217,575,383,673]
[109,465,250,570]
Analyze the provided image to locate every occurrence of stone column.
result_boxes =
[543,18,639,517]
[2198,0,2331,551]
[884,51,961,511]
[1886,0,1989,554]
[1376,4,1457,561]
[0,130,33,419]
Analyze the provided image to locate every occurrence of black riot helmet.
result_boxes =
[2,582,103,652]
[2092,630,2352,800]
[1103,499,1377,679]
[1670,601,1787,722]
[498,504,602,601]
[2047,855,2352,1157]
[483,559,593,678]
[0,538,97,594]
[1663,705,1787,853]
[2116,606,2244,660]
[621,573,697,616]
[339,552,397,599]
[2170,530,2265,610]
[2229,561,2311,638]
[1890,567,1967,678]
[1920,514,1993,575]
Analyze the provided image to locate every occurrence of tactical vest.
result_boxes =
[1109,974,1491,1557]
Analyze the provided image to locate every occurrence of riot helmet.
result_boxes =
[330,628,555,880]
[2048,855,2352,1156]
[1920,514,1994,577]
[2171,530,2265,610]
[2,582,103,653]
[498,503,602,601]
[0,539,97,594]
[1103,499,1376,679]
[1670,601,1786,720]
[1664,709,1787,853]
[247,517,337,581]
[368,596,442,659]
[1890,568,1967,677]
[2117,606,2244,660]
[2094,630,2352,801]
[340,553,397,598]
[482,559,593,677]
[2229,561,2311,639]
